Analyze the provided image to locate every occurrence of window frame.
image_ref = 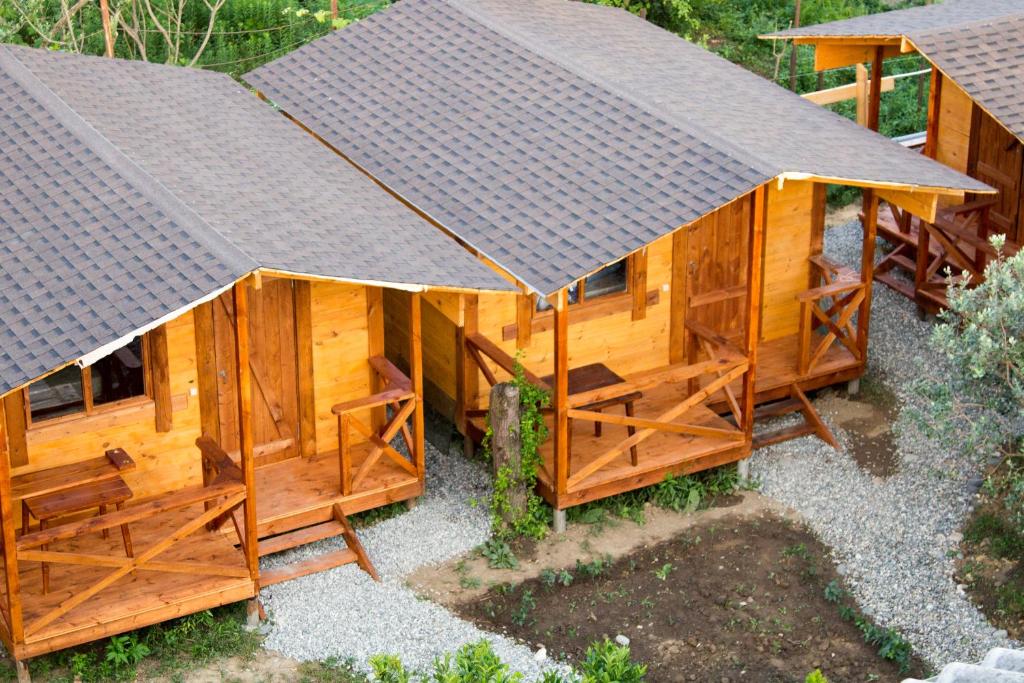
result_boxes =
[24,335,154,429]
[536,257,633,315]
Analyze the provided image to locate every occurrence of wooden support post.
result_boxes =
[293,281,316,458]
[408,293,425,480]
[788,0,801,91]
[0,400,25,649]
[552,288,570,500]
[742,187,767,438]
[867,46,884,132]
[366,287,386,432]
[457,294,479,443]
[669,230,688,364]
[630,249,648,321]
[99,0,114,58]
[3,392,28,468]
[489,383,524,530]
[859,193,879,362]
[149,324,172,432]
[855,64,869,127]
[193,302,221,445]
[232,281,260,588]
[516,294,533,348]
[923,69,942,159]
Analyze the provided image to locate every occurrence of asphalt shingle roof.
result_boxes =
[246,0,989,296]
[0,45,511,397]
[769,0,1024,142]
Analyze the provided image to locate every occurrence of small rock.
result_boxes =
[615,635,630,646]
[534,646,547,662]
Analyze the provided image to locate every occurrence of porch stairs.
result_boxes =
[255,504,379,586]
[751,384,840,451]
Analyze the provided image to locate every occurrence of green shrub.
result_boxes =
[371,654,414,683]
[430,640,523,683]
[805,670,829,683]
[579,639,647,682]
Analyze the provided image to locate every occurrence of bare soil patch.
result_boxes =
[818,378,901,478]
[443,512,922,682]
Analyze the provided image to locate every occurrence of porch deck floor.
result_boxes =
[251,441,421,538]
[9,501,252,657]
[536,382,746,508]
[749,333,860,397]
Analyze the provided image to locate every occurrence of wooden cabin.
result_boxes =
[246,0,988,517]
[0,46,510,673]
[765,0,1024,312]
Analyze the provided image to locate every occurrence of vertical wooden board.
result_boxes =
[669,230,688,364]
[366,286,386,430]
[682,198,749,341]
[193,302,220,444]
[2,392,28,468]
[20,311,205,501]
[383,288,412,372]
[213,293,239,453]
[934,79,974,175]
[310,281,372,454]
[149,324,172,433]
[972,110,1023,238]
[293,281,316,458]
[761,180,814,341]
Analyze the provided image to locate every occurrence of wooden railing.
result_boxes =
[332,356,419,496]
[564,325,748,493]
[14,437,249,639]
[797,255,867,375]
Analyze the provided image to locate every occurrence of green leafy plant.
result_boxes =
[485,362,552,541]
[482,538,518,569]
[654,563,674,581]
[575,554,613,578]
[579,639,647,682]
[430,640,523,683]
[106,634,150,668]
[805,669,829,683]
[371,654,415,683]
[826,582,914,673]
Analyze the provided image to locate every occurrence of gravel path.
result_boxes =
[750,219,1015,668]
[258,434,561,679]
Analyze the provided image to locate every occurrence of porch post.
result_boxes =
[408,292,425,480]
[456,294,479,457]
[742,187,767,441]
[867,47,884,132]
[552,288,570,505]
[859,193,879,361]
[232,280,260,590]
[0,400,24,648]
[366,286,386,432]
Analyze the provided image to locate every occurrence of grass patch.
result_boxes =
[298,656,371,682]
[351,501,408,529]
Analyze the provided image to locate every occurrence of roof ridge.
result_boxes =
[0,46,257,275]
[442,0,780,180]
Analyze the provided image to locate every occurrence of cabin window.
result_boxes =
[27,336,148,424]
[536,259,629,311]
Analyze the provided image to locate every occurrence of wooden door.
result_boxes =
[972,111,1024,241]
[682,200,751,349]
[213,277,301,464]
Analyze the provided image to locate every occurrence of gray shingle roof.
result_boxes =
[768,0,1024,142]
[0,45,512,397]
[246,0,991,297]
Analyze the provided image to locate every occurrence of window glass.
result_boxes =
[92,336,146,406]
[584,260,628,300]
[28,365,85,422]
[536,282,581,312]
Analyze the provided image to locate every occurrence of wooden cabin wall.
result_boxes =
[934,76,973,176]
[13,312,204,506]
[761,180,821,342]
[309,280,374,452]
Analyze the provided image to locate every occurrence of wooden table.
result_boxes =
[15,449,136,594]
[542,363,642,463]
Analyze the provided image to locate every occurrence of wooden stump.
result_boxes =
[489,383,526,529]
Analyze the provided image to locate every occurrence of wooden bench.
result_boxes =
[543,363,642,462]
[17,449,136,594]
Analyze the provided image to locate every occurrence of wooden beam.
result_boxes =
[552,288,570,498]
[858,193,879,363]
[457,294,479,437]
[193,302,221,445]
[630,249,648,321]
[2,392,27,468]
[0,400,24,645]
[876,187,941,223]
[923,69,942,159]
[868,46,884,132]
[408,293,425,480]
[855,64,869,127]
[149,324,173,433]
[516,294,533,348]
[743,187,767,436]
[669,230,688,364]
[814,43,900,71]
[232,281,259,588]
[365,286,386,432]
[293,281,316,458]
[802,75,894,106]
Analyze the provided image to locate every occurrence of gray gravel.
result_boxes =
[750,219,1016,668]
[259,434,562,679]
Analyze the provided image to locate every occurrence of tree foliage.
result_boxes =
[916,236,1024,459]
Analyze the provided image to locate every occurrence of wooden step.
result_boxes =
[753,423,816,449]
[753,398,802,420]
[260,548,358,586]
[258,520,347,557]
[874,270,916,300]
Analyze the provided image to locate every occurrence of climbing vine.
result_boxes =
[484,361,552,541]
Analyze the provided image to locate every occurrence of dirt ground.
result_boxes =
[816,377,901,479]
[415,494,921,682]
